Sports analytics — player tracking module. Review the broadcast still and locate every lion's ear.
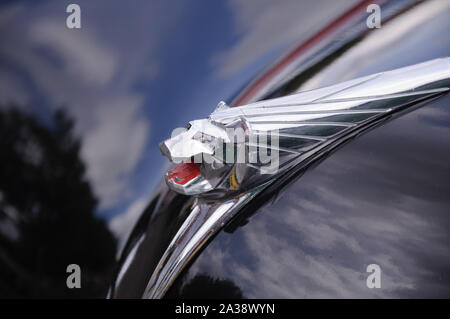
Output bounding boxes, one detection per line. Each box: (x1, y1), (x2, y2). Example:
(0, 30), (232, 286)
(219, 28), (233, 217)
(212, 101), (229, 114)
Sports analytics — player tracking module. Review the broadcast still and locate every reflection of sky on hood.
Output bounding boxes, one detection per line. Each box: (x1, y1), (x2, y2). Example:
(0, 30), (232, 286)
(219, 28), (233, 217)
(0, 0), (358, 240)
(184, 96), (450, 298)
(301, 0), (450, 90)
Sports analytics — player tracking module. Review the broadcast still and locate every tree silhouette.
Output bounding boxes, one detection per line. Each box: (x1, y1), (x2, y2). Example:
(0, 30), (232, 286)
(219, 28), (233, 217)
(0, 105), (116, 298)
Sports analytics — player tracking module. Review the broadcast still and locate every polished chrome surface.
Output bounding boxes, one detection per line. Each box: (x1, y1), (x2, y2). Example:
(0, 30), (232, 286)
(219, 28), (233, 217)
(160, 58), (450, 197)
(148, 57), (450, 299)
(142, 186), (265, 299)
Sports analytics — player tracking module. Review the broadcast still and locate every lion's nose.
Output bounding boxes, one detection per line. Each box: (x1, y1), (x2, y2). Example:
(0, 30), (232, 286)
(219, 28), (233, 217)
(159, 141), (172, 161)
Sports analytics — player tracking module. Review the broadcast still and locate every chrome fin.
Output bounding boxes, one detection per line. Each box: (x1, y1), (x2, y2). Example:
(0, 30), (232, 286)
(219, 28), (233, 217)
(160, 58), (450, 197)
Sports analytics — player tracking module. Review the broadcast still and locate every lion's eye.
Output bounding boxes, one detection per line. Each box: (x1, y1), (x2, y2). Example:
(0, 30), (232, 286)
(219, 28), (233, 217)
(193, 132), (213, 142)
(193, 131), (203, 140)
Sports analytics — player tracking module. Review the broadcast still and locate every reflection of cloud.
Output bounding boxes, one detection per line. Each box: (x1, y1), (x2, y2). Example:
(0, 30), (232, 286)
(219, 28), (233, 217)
(30, 20), (118, 86)
(0, 1), (182, 210)
(109, 197), (148, 250)
(21, 19), (149, 209)
(81, 108), (148, 209)
(301, 0), (450, 90)
(212, 0), (358, 78)
(82, 96), (149, 208)
(0, 3), (23, 27)
(24, 20), (151, 208)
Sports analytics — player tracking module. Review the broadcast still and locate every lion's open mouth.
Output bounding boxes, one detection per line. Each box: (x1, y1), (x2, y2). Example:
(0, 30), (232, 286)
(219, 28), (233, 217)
(167, 163), (201, 185)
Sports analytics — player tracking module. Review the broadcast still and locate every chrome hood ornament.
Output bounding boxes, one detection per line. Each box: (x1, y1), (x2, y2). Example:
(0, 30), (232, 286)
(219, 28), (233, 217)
(160, 58), (450, 197)
(148, 58), (450, 299)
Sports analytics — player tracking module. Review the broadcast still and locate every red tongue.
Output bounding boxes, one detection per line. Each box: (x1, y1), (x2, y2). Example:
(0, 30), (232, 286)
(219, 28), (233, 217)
(167, 163), (200, 185)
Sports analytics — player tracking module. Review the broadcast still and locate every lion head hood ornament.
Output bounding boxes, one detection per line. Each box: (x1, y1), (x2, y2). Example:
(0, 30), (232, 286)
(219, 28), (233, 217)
(160, 58), (450, 197)
(159, 101), (262, 196)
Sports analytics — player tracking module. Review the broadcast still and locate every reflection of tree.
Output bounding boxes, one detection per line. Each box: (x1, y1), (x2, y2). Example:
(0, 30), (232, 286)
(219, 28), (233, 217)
(165, 274), (243, 299)
(0, 106), (116, 298)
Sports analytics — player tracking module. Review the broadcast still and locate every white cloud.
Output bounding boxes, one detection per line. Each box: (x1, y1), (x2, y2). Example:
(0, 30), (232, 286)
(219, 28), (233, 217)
(22, 19), (151, 209)
(0, 5), (164, 210)
(30, 20), (118, 86)
(109, 196), (148, 249)
(81, 95), (149, 209)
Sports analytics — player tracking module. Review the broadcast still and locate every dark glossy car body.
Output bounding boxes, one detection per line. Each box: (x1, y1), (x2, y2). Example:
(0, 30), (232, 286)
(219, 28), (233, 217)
(1, 0), (449, 298)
